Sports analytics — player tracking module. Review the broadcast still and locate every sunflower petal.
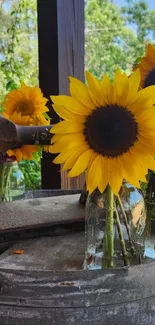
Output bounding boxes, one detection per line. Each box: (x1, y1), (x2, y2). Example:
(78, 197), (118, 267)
(140, 117), (155, 129)
(97, 157), (110, 193)
(49, 133), (86, 153)
(113, 69), (129, 106)
(136, 108), (155, 123)
(86, 71), (103, 107)
(68, 149), (93, 177)
(53, 150), (72, 164)
(139, 136), (155, 154)
(51, 120), (84, 134)
(132, 85), (155, 109)
(109, 158), (123, 195)
(8, 149), (23, 162)
(52, 104), (85, 123)
(121, 152), (146, 186)
(51, 95), (91, 116)
(139, 129), (155, 139)
(87, 155), (101, 194)
(127, 69), (141, 103)
(100, 74), (113, 104)
(62, 145), (89, 170)
(50, 134), (62, 144)
(147, 156), (155, 171)
(69, 76), (95, 110)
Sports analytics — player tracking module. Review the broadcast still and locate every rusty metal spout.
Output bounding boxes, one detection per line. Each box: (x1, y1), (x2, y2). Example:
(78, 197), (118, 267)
(0, 115), (53, 161)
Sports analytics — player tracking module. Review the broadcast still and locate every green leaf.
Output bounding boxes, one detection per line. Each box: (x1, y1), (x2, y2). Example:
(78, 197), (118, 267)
(10, 11), (16, 16)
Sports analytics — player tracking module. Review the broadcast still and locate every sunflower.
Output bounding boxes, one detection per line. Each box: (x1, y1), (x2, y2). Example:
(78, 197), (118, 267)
(2, 84), (49, 117)
(2, 111), (39, 161)
(50, 69), (155, 195)
(135, 44), (155, 88)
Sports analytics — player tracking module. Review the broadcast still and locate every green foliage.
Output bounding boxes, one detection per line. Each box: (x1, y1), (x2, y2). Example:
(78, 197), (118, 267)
(85, 0), (155, 80)
(0, 0), (40, 189)
(19, 151), (42, 190)
(0, 0), (38, 103)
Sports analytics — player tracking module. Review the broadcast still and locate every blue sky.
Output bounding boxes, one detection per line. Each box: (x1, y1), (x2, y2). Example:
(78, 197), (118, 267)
(114, 0), (155, 9)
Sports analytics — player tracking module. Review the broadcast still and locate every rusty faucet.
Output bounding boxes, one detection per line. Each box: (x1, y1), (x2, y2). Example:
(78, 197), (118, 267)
(0, 115), (52, 162)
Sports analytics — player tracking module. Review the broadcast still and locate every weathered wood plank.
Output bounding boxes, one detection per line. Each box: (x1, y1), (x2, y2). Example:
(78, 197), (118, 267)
(57, 0), (85, 190)
(0, 194), (84, 232)
(0, 232), (85, 271)
(38, 0), (85, 190)
(0, 263), (155, 324)
(0, 221), (84, 244)
(25, 189), (81, 199)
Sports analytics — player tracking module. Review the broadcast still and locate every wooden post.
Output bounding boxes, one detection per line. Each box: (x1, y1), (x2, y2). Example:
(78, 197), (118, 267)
(37, 0), (61, 189)
(37, 0), (85, 190)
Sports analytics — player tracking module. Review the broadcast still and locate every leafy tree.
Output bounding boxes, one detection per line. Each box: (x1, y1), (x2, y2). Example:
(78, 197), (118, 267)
(0, 0), (38, 103)
(121, 0), (155, 58)
(0, 0), (41, 189)
(85, 0), (155, 80)
(0, 4), (12, 104)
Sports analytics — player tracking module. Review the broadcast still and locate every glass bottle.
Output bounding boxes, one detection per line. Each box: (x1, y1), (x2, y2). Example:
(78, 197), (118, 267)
(85, 180), (146, 269)
(0, 155), (25, 202)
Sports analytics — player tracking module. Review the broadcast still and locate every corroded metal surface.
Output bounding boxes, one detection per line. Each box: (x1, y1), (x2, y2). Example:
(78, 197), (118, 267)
(0, 115), (52, 159)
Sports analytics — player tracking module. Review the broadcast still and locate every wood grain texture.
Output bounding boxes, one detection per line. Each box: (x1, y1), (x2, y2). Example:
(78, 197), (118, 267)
(0, 215), (155, 324)
(57, 0), (85, 190)
(0, 262), (155, 324)
(0, 194), (84, 232)
(0, 232), (85, 271)
(38, 0), (85, 190)
(25, 189), (82, 199)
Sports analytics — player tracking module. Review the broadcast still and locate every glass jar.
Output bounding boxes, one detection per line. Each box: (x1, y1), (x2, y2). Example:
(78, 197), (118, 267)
(145, 172), (155, 260)
(0, 155), (25, 202)
(85, 180), (146, 269)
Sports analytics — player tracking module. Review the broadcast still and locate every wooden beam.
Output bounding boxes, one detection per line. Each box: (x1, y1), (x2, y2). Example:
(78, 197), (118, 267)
(57, 0), (85, 189)
(37, 0), (85, 189)
(37, 0), (61, 189)
(0, 194), (84, 232)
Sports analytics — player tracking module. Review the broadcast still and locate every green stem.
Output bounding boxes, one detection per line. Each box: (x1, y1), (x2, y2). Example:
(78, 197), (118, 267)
(4, 165), (12, 202)
(102, 184), (114, 268)
(114, 201), (130, 267)
(0, 164), (5, 202)
(117, 194), (136, 255)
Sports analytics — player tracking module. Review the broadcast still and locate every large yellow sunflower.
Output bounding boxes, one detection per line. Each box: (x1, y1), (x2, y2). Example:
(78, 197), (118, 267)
(135, 43), (155, 88)
(2, 84), (49, 117)
(50, 69), (155, 195)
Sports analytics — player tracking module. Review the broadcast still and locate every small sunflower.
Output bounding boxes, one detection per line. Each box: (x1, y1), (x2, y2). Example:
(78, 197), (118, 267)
(135, 44), (155, 88)
(2, 84), (49, 117)
(50, 69), (155, 195)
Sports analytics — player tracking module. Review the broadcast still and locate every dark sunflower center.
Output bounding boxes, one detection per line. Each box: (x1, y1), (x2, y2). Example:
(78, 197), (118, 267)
(83, 105), (138, 158)
(144, 68), (155, 88)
